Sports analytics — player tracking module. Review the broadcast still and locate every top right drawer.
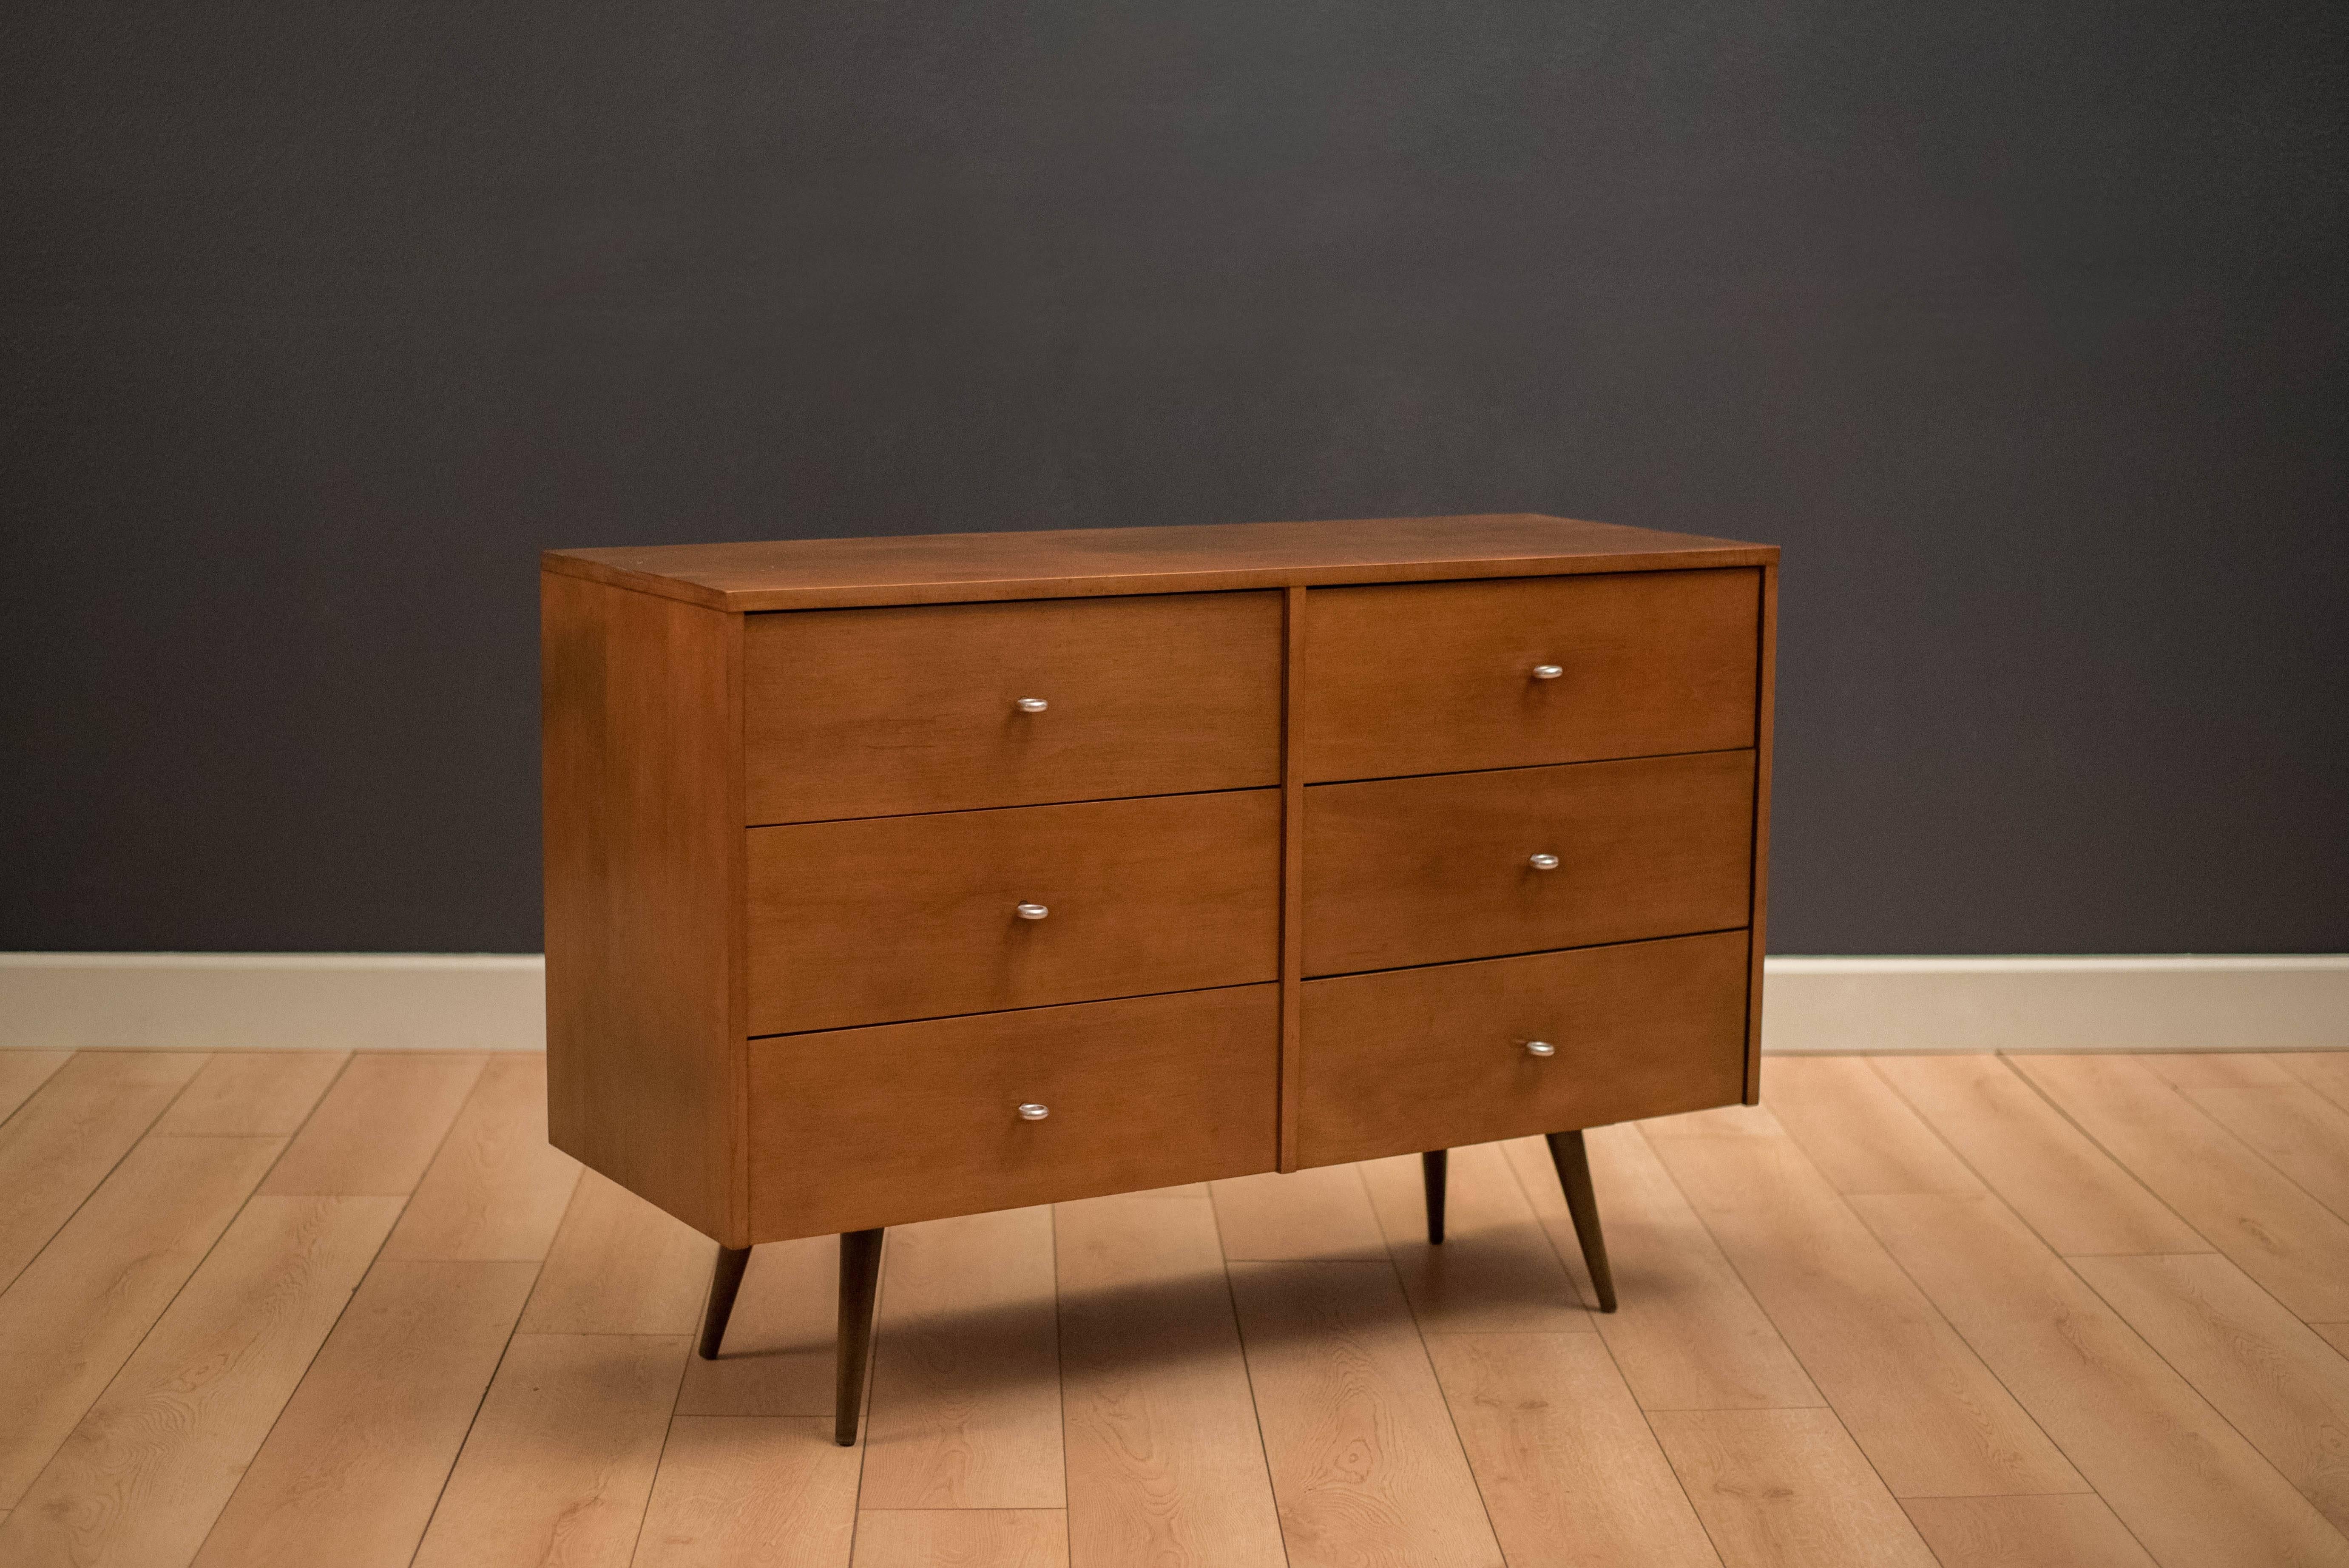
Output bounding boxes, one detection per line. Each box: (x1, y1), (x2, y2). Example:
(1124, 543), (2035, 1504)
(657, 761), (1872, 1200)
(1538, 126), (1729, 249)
(1300, 568), (1762, 782)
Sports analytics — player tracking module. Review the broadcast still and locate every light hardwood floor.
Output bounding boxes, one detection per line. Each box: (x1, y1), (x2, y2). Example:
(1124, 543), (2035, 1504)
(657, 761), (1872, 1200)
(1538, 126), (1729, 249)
(2, 1048), (2347, 1567)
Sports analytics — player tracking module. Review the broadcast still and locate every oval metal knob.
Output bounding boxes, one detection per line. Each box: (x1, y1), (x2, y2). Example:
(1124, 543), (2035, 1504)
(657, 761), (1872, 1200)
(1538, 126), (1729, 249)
(1017, 1103), (1050, 1121)
(1015, 902), (1050, 920)
(1525, 1040), (1557, 1058)
(1528, 853), (1560, 871)
(1531, 664), (1563, 680)
(1014, 697), (1049, 713)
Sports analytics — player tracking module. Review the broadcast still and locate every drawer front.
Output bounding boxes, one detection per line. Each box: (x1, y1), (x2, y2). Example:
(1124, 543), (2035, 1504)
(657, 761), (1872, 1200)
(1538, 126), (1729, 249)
(746, 591), (1283, 824)
(1304, 750), (1754, 976)
(1299, 932), (1748, 1167)
(1300, 569), (1759, 782)
(748, 789), (1281, 1034)
(749, 985), (1279, 1240)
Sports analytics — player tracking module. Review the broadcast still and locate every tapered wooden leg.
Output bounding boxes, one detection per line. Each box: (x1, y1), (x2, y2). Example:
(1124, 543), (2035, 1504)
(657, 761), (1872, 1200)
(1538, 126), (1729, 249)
(1545, 1129), (1617, 1312)
(1421, 1149), (1449, 1244)
(697, 1244), (751, 1360)
(835, 1227), (884, 1446)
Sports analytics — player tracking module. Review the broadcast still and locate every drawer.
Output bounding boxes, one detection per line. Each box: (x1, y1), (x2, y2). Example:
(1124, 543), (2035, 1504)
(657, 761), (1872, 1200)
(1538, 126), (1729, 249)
(748, 789), (1281, 1034)
(748, 985), (1279, 1239)
(1298, 932), (1749, 1167)
(746, 591), (1283, 823)
(1300, 569), (1758, 781)
(1304, 750), (1754, 975)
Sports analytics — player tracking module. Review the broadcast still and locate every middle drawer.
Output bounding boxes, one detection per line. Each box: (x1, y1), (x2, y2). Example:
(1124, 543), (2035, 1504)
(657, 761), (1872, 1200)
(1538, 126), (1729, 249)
(1305, 749), (1755, 975)
(748, 789), (1282, 1035)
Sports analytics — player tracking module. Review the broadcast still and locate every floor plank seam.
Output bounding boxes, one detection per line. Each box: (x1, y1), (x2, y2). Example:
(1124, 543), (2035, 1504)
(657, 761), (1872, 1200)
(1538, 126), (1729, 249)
(399, 1250), (555, 1567)
(1826, 1063), (2346, 1564)
(1201, 1188), (1301, 1568)
(1624, 1117), (2012, 1534)
(1374, 1177), (1522, 1568)
(1986, 1051), (2225, 1254)
(0, 1050), (213, 1296)
(186, 1184), (422, 1565)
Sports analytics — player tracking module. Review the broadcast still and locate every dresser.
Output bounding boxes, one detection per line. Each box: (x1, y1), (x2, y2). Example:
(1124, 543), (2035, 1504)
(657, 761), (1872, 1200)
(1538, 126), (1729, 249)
(541, 513), (1777, 1443)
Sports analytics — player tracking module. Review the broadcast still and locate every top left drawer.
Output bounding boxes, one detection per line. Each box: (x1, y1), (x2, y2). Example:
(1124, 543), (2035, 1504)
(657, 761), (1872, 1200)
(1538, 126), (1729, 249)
(746, 591), (1285, 824)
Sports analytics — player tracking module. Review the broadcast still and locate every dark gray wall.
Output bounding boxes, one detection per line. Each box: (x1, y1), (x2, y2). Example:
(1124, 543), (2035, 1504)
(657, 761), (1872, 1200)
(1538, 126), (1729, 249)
(4, 2), (2344, 955)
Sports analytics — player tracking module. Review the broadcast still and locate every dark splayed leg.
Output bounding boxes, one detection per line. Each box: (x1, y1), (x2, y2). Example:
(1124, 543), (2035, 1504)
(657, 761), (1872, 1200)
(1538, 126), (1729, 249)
(1421, 1149), (1449, 1244)
(1545, 1129), (1616, 1312)
(697, 1244), (752, 1360)
(835, 1227), (885, 1446)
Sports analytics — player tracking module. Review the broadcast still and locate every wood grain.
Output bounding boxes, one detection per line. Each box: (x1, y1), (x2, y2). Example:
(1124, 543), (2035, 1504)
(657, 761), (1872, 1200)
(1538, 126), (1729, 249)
(1901, 1494), (2159, 1568)
(747, 788), (1279, 1035)
(543, 568), (746, 1247)
(859, 1207), (1065, 1510)
(382, 1052), (582, 1261)
(1298, 933), (1748, 1168)
(1647, 1407), (1937, 1568)
(1055, 1190), (1287, 1568)
(1762, 1055), (1982, 1195)
(849, 1510), (1070, 1568)
(2279, 1051), (2349, 1115)
(0, 1134), (283, 1508)
(1303, 750), (1754, 975)
(748, 986), (1278, 1242)
(2070, 1252), (2349, 1532)
(1744, 562), (1776, 1103)
(0, 1050), (70, 1125)
(2141, 1054), (2349, 1223)
(1209, 1164), (1387, 1261)
(519, 1169), (719, 1335)
(0, 1049), (207, 1287)
(2013, 1053), (2349, 1316)
(744, 591), (1281, 823)
(1299, 567), (1759, 781)
(1503, 1127), (1822, 1410)
(545, 513), (1778, 613)
(1852, 1191), (2349, 1568)
(153, 1051), (346, 1136)
(1226, 1260), (1503, 1568)
(409, 1332), (689, 1568)
(1642, 1106), (2082, 1497)
(1869, 1054), (2207, 1256)
(190, 1258), (539, 1568)
(1278, 583), (1307, 1172)
(1361, 1141), (1592, 1332)
(0, 1194), (403, 1568)
(1426, 1332), (1721, 1568)
(676, 1235), (841, 1416)
(257, 1051), (485, 1195)
(633, 1416), (862, 1568)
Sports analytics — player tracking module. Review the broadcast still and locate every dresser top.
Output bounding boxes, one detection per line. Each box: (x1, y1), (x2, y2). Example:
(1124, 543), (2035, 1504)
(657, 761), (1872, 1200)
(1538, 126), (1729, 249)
(542, 512), (1775, 612)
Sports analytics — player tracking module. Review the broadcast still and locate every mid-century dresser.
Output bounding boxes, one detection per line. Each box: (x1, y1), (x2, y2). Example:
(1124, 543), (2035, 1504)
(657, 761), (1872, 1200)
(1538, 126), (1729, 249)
(541, 513), (1777, 1443)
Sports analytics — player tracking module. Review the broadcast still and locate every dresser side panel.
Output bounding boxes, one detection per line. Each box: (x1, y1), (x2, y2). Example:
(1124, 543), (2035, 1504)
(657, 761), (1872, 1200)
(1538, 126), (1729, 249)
(1745, 562), (1778, 1105)
(542, 571), (744, 1244)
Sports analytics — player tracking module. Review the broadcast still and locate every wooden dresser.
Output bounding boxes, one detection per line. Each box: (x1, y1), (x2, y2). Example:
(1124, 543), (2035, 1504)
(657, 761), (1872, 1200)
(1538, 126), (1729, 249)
(541, 513), (1777, 1441)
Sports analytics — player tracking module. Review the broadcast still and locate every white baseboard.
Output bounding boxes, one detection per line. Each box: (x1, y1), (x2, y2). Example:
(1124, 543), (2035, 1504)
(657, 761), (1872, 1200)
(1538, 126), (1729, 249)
(2, 952), (2343, 1055)
(1762, 955), (2349, 1054)
(0, 954), (545, 1053)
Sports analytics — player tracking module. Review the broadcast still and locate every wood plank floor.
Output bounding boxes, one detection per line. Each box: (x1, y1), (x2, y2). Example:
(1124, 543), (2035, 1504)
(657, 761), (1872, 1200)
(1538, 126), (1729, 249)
(1, 1049), (2346, 1567)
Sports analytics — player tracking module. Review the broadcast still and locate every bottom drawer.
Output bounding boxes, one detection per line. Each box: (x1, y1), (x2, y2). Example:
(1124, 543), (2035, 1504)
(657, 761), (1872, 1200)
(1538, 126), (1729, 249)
(749, 984), (1278, 1241)
(1297, 932), (1749, 1168)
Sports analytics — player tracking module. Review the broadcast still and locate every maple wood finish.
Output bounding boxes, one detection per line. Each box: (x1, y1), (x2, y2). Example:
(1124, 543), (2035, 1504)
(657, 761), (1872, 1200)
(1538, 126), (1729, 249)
(543, 512), (1777, 1442)
(1298, 932), (1750, 1166)
(747, 986), (1279, 1238)
(21, 1047), (2349, 1567)
(1302, 751), (1756, 976)
(1299, 568), (1761, 781)
(745, 789), (1281, 1035)
(745, 591), (1282, 823)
